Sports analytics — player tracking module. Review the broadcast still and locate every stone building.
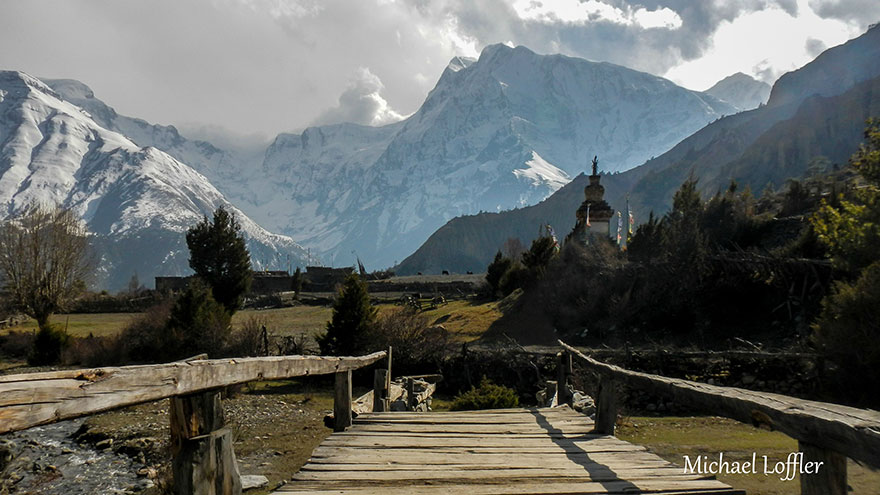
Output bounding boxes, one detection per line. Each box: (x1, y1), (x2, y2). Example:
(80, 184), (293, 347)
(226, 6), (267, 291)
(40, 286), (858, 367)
(569, 156), (615, 245)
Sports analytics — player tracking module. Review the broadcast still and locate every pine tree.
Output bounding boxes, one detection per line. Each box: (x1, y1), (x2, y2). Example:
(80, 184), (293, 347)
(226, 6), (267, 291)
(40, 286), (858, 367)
(186, 206), (252, 313)
(485, 251), (512, 296)
(319, 273), (376, 356)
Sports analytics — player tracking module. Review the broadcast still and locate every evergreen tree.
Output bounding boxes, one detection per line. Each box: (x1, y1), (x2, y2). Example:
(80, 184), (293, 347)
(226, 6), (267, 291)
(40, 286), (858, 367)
(521, 236), (557, 274)
(485, 251), (512, 296)
(186, 206), (252, 313)
(167, 280), (232, 358)
(319, 273), (376, 356)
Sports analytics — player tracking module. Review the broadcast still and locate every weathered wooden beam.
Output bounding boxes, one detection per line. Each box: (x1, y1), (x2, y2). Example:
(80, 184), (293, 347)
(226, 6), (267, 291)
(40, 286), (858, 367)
(0, 351), (386, 434)
(405, 377), (416, 411)
(556, 352), (573, 406)
(170, 390), (241, 495)
(799, 440), (846, 495)
(594, 377), (618, 435)
(559, 340), (880, 468)
(373, 369), (388, 412)
(334, 370), (353, 432)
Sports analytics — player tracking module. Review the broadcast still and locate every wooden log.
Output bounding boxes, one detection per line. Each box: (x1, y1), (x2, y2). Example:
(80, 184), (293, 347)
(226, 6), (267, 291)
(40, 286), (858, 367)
(594, 376), (618, 435)
(334, 370), (352, 432)
(170, 391), (241, 495)
(405, 377), (416, 411)
(559, 340), (880, 468)
(373, 369), (388, 413)
(0, 351), (386, 434)
(556, 352), (573, 406)
(799, 441), (846, 495)
(172, 428), (241, 495)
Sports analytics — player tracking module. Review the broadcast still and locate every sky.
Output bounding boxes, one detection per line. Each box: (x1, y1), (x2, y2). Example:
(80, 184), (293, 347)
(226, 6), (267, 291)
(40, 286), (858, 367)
(1, 0), (876, 142)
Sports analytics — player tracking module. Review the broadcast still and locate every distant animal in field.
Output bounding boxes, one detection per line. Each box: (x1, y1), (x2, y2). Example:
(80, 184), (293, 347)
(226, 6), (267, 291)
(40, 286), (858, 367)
(442, 270), (449, 275)
(417, 272), (422, 275)
(466, 271), (473, 274)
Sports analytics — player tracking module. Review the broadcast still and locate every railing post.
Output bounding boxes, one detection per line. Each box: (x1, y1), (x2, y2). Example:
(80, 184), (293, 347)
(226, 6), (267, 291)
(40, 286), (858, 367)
(557, 351), (573, 406)
(170, 390), (241, 495)
(799, 441), (846, 495)
(594, 376), (618, 435)
(406, 377), (416, 411)
(334, 369), (353, 431)
(373, 368), (388, 412)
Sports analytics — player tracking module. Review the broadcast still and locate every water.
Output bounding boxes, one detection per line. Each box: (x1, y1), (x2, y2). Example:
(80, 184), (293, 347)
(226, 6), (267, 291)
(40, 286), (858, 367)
(1, 419), (154, 494)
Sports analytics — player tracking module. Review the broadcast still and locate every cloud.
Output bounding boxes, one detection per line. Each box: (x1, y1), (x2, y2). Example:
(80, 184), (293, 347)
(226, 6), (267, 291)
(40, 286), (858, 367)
(311, 68), (405, 126)
(808, 0), (880, 26)
(0, 0), (871, 138)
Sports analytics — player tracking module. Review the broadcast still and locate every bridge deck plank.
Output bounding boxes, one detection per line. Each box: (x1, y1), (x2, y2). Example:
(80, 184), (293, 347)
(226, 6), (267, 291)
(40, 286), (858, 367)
(274, 406), (744, 494)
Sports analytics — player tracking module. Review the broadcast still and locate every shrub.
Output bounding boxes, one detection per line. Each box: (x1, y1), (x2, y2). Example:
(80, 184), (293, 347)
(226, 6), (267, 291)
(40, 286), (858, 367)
(226, 315), (268, 357)
(450, 376), (519, 411)
(811, 260), (880, 407)
(366, 307), (449, 373)
(28, 324), (71, 366)
(118, 299), (174, 363)
(167, 281), (231, 358)
(0, 330), (35, 359)
(63, 334), (124, 367)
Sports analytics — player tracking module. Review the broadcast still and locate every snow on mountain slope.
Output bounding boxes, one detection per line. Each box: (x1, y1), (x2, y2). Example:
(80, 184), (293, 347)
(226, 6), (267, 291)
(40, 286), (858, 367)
(257, 44), (736, 268)
(42, 78), (263, 203)
(0, 71), (308, 290)
(704, 72), (771, 111)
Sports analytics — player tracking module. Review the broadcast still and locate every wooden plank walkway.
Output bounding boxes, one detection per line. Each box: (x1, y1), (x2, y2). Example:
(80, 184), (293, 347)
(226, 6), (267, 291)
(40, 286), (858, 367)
(275, 406), (744, 494)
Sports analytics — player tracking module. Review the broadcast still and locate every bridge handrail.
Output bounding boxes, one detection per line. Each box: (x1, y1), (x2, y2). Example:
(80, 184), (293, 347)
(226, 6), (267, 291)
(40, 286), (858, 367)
(0, 351), (387, 435)
(558, 340), (880, 470)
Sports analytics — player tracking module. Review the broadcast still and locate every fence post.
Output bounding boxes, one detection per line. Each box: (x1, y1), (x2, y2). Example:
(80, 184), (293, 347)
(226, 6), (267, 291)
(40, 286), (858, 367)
(406, 377), (416, 411)
(334, 369), (353, 431)
(557, 351), (573, 406)
(594, 376), (618, 435)
(373, 368), (389, 412)
(799, 441), (846, 495)
(170, 390), (241, 495)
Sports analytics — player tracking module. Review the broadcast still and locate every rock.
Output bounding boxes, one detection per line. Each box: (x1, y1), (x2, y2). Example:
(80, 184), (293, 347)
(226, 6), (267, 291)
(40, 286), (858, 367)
(241, 474), (269, 490)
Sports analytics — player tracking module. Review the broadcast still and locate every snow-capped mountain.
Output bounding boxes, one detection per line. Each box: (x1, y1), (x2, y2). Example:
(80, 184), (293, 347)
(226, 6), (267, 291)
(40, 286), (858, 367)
(703, 72), (771, 111)
(251, 44), (737, 268)
(0, 71), (309, 290)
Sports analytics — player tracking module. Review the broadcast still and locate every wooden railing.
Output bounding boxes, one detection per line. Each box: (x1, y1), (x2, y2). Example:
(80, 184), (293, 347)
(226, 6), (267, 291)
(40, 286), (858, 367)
(556, 340), (880, 495)
(0, 350), (389, 495)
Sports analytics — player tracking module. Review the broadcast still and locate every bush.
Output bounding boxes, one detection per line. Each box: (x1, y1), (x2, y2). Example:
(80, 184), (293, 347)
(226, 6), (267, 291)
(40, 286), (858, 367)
(28, 324), (71, 366)
(118, 299), (174, 363)
(226, 316), (268, 357)
(811, 260), (880, 407)
(0, 330), (35, 359)
(167, 281), (231, 358)
(450, 376), (519, 411)
(366, 307), (449, 373)
(63, 334), (125, 367)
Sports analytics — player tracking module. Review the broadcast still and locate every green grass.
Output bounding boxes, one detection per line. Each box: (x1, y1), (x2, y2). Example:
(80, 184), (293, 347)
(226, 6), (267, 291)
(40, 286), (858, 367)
(617, 416), (880, 494)
(0, 313), (139, 337)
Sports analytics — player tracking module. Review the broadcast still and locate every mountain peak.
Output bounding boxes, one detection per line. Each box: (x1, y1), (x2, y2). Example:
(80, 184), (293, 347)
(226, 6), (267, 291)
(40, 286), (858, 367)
(41, 78), (96, 100)
(704, 72), (770, 111)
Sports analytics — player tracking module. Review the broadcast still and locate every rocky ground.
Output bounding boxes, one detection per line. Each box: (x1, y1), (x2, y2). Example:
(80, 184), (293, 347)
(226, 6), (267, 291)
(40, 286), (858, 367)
(0, 380), (337, 495)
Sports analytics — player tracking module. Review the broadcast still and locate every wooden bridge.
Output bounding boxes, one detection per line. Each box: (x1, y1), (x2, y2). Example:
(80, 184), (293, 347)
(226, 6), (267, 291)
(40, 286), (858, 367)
(2, 342), (880, 495)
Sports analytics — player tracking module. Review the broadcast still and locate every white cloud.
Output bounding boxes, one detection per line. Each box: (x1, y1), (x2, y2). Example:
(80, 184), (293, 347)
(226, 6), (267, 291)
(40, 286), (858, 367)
(511, 0), (682, 30)
(312, 68), (405, 127)
(663, 0), (860, 90)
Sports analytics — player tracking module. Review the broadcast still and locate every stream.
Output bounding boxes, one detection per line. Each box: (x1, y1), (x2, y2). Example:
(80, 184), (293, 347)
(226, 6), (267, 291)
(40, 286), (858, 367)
(0, 419), (154, 494)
